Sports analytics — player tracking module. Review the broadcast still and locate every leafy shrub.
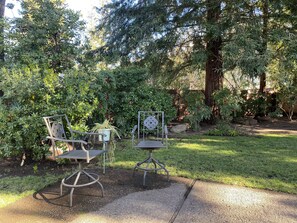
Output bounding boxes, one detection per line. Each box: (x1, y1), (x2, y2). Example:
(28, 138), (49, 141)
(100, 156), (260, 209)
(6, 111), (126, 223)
(0, 67), (51, 160)
(206, 121), (240, 136)
(111, 86), (176, 135)
(0, 66), (106, 161)
(99, 66), (176, 135)
(242, 92), (269, 117)
(277, 86), (297, 121)
(213, 88), (243, 122)
(183, 90), (211, 130)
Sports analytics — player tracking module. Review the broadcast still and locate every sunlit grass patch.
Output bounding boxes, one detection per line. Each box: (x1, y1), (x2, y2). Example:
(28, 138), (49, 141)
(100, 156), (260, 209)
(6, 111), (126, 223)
(0, 174), (66, 208)
(113, 134), (297, 194)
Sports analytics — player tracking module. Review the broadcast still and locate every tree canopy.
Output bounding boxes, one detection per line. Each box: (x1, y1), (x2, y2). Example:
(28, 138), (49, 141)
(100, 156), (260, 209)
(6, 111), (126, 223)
(6, 0), (86, 73)
(96, 0), (297, 107)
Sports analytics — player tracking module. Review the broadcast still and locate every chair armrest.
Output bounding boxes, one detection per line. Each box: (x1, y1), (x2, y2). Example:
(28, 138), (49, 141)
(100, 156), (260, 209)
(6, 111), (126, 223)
(46, 136), (90, 159)
(164, 125), (168, 135)
(131, 125), (137, 148)
(46, 136), (88, 145)
(164, 125), (168, 149)
(131, 125), (137, 134)
(72, 130), (106, 137)
(72, 130), (107, 143)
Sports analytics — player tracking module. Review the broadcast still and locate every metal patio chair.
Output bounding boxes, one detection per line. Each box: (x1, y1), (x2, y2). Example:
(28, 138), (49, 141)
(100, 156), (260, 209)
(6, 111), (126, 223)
(43, 114), (106, 207)
(131, 111), (169, 185)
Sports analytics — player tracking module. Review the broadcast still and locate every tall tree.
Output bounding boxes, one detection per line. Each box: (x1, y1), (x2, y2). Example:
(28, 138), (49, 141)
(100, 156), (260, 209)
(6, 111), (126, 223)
(96, 0), (297, 109)
(96, 0), (227, 108)
(8, 0), (85, 73)
(258, 0), (269, 93)
(205, 0), (223, 107)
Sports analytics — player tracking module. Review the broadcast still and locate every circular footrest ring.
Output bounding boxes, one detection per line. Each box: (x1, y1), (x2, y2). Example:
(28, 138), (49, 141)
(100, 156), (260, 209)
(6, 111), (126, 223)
(135, 166), (165, 172)
(62, 172), (100, 188)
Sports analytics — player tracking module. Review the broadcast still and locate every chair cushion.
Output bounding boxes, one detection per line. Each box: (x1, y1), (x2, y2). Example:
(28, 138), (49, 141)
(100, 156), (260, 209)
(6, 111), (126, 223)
(135, 140), (166, 149)
(57, 150), (106, 160)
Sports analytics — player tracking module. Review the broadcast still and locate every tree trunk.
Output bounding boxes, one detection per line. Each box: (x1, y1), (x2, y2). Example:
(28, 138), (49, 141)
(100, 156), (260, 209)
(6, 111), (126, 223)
(259, 73), (266, 93)
(205, 0), (223, 109)
(0, 0), (6, 62)
(259, 0), (269, 94)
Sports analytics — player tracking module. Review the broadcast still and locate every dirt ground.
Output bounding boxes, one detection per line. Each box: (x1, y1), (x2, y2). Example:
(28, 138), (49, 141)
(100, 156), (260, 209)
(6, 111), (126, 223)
(0, 118), (296, 222)
(235, 117), (297, 135)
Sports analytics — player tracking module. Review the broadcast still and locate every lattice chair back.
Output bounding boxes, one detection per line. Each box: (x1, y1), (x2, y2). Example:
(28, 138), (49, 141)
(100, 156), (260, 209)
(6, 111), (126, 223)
(43, 114), (74, 158)
(137, 111), (165, 142)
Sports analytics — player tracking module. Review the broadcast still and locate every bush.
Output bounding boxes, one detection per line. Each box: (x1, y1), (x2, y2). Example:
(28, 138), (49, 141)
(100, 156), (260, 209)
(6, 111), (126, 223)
(277, 86), (297, 121)
(98, 66), (176, 135)
(111, 86), (176, 135)
(0, 67), (51, 160)
(206, 121), (240, 136)
(213, 88), (243, 122)
(183, 90), (211, 130)
(242, 92), (269, 117)
(0, 66), (106, 161)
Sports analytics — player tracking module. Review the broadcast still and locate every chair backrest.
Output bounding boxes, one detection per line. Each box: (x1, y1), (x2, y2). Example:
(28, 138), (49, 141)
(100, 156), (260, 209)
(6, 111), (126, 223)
(43, 114), (74, 158)
(43, 114), (73, 139)
(137, 111), (165, 142)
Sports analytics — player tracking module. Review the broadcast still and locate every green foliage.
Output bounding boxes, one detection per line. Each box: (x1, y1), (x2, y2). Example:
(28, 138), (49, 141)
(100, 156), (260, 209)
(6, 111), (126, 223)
(103, 66), (176, 135)
(112, 85), (176, 135)
(269, 37), (297, 121)
(206, 121), (240, 137)
(59, 69), (106, 124)
(91, 120), (121, 139)
(91, 120), (121, 162)
(183, 90), (211, 130)
(242, 92), (269, 117)
(0, 65), (107, 161)
(277, 87), (297, 121)
(213, 88), (243, 122)
(0, 67), (52, 160)
(7, 0), (86, 73)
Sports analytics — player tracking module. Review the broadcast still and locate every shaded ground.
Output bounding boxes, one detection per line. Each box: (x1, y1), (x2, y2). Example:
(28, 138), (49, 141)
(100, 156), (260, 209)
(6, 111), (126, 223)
(236, 118), (297, 135)
(191, 118), (297, 136)
(0, 168), (191, 223)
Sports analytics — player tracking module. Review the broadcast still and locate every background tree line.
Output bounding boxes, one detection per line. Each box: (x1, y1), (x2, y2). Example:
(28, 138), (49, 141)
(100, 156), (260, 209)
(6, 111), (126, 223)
(0, 0), (296, 162)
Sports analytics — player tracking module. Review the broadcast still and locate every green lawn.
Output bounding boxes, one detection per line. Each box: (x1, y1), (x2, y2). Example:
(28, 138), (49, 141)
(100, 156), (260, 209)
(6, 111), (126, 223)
(111, 134), (297, 194)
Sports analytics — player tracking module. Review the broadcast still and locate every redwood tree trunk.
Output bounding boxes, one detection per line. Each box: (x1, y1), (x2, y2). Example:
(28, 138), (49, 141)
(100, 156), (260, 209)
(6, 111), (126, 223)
(205, 0), (223, 108)
(259, 0), (269, 94)
(259, 73), (266, 93)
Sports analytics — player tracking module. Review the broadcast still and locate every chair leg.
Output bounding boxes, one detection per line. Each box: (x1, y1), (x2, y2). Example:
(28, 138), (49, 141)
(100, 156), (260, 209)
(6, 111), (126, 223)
(83, 170), (104, 197)
(154, 158), (170, 181)
(103, 152), (106, 174)
(133, 149), (170, 185)
(60, 170), (79, 196)
(60, 162), (105, 207)
(151, 159), (158, 174)
(69, 171), (81, 207)
(143, 161), (151, 186)
(133, 156), (150, 176)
